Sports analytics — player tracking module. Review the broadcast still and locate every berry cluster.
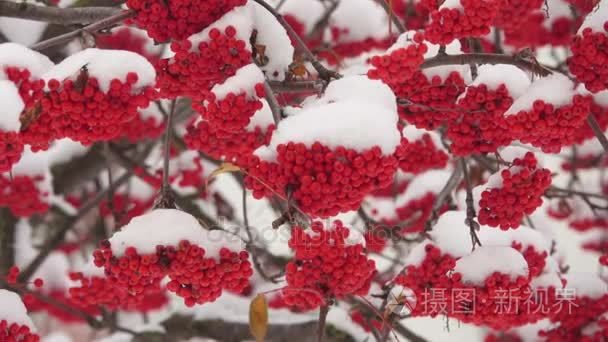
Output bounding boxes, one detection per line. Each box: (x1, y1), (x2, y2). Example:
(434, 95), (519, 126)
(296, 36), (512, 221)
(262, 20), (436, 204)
(494, 0), (544, 35)
(185, 120), (274, 163)
(448, 84), (515, 155)
(193, 86), (265, 137)
(0, 320), (39, 342)
(477, 152), (552, 229)
(40, 73), (157, 145)
(4, 66), (46, 112)
(156, 26), (251, 100)
(92, 239), (252, 307)
(282, 221), (376, 310)
(569, 24), (608, 93)
(244, 143), (398, 218)
(540, 291), (608, 340)
(118, 110), (165, 143)
(394, 135), (448, 174)
(0, 174), (49, 217)
(505, 95), (592, 153)
(0, 131), (23, 173)
(24, 290), (97, 323)
(125, 0), (247, 42)
(69, 271), (168, 312)
(395, 192), (443, 233)
(423, 0), (500, 45)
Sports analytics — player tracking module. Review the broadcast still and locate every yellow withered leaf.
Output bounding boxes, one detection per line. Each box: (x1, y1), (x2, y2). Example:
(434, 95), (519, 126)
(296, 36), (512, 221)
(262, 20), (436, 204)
(249, 294), (268, 342)
(207, 163), (241, 186)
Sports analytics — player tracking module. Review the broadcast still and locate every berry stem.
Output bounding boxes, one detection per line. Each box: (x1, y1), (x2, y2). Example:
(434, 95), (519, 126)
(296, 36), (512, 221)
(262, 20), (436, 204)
(587, 114), (608, 153)
(155, 99), (177, 209)
(0, 0), (122, 25)
(376, 0), (406, 35)
(31, 10), (136, 51)
(460, 158), (482, 251)
(424, 163), (463, 232)
(263, 81), (282, 124)
(317, 304), (329, 342)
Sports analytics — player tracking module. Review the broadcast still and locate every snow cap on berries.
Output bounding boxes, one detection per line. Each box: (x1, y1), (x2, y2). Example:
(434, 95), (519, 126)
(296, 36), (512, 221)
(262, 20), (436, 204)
(42, 49), (156, 93)
(107, 209), (242, 257)
(505, 74), (576, 116)
(0, 289), (36, 330)
(0, 80), (24, 131)
(0, 43), (53, 80)
(210, 64), (265, 100)
(453, 246), (529, 285)
(254, 75), (400, 161)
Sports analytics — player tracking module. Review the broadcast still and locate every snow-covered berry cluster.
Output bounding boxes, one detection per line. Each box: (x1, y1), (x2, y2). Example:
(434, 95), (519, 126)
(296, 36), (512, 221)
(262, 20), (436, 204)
(568, 9), (608, 93)
(395, 127), (448, 173)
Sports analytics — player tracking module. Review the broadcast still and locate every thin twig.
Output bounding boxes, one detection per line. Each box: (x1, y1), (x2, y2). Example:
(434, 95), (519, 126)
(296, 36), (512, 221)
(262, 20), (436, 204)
(422, 53), (553, 77)
(31, 10), (135, 51)
(317, 305), (330, 342)
(264, 80), (283, 124)
(376, 0), (406, 34)
(424, 164), (463, 232)
(587, 114), (608, 153)
(155, 99), (177, 209)
(307, 0), (340, 41)
(460, 158), (482, 251)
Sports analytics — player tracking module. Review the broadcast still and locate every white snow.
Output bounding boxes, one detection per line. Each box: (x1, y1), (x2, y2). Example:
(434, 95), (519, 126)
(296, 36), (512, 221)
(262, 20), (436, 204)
(562, 273), (608, 299)
(0, 43), (54, 79)
(395, 169), (453, 208)
(543, 0), (573, 29)
(579, 0), (608, 33)
(465, 65), (531, 99)
(254, 76), (400, 160)
(211, 64), (265, 100)
(440, 0), (464, 10)
(0, 80), (24, 131)
(45, 139), (88, 166)
(279, 0), (325, 33)
(108, 209), (245, 257)
(402, 125), (446, 151)
(404, 240), (434, 267)
(387, 31), (421, 54)
(42, 48), (156, 93)
(316, 75), (397, 111)
(506, 74), (575, 116)
(246, 99), (274, 130)
(453, 246), (529, 285)
(42, 332), (73, 342)
(327, 0), (390, 43)
(251, 2), (294, 81)
(423, 39), (471, 82)
(9, 147), (50, 177)
(0, 289), (36, 328)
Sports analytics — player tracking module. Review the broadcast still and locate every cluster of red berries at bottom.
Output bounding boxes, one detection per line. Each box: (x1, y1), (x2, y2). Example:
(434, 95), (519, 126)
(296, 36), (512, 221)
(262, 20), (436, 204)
(477, 152), (552, 230)
(505, 95), (592, 153)
(540, 292), (608, 341)
(39, 74), (157, 145)
(118, 111), (165, 143)
(125, 0), (247, 42)
(447, 83), (516, 156)
(282, 221), (376, 310)
(244, 142), (399, 218)
(156, 26), (251, 100)
(0, 320), (39, 342)
(394, 244), (555, 330)
(0, 174), (49, 217)
(394, 135), (448, 174)
(193, 86), (265, 137)
(423, 0), (501, 45)
(93, 239), (252, 307)
(568, 24), (608, 93)
(69, 271), (168, 312)
(185, 119), (274, 163)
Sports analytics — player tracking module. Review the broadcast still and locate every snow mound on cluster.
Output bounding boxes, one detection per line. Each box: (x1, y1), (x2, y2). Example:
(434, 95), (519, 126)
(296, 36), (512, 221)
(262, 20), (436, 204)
(188, 4), (254, 48)
(328, 0), (389, 43)
(465, 65), (531, 99)
(42, 48), (156, 92)
(211, 64), (264, 100)
(108, 209), (244, 257)
(402, 125), (446, 151)
(247, 99), (274, 130)
(454, 246), (529, 285)
(251, 2), (294, 81)
(0, 289), (36, 329)
(0, 80), (24, 131)
(0, 43), (54, 79)
(255, 76), (400, 160)
(506, 74), (576, 116)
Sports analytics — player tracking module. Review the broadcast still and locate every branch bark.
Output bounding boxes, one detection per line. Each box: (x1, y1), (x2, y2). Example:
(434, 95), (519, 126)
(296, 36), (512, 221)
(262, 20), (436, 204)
(31, 9), (135, 51)
(422, 53), (553, 77)
(587, 114), (608, 153)
(0, 1), (122, 25)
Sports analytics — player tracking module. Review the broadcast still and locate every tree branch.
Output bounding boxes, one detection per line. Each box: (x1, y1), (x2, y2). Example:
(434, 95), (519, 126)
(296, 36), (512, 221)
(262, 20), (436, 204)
(31, 9), (135, 51)
(587, 114), (608, 153)
(0, 1), (122, 25)
(422, 53), (553, 77)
